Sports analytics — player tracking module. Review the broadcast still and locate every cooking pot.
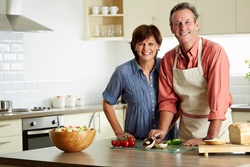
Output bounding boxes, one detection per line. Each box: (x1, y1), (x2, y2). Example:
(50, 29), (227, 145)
(0, 100), (12, 111)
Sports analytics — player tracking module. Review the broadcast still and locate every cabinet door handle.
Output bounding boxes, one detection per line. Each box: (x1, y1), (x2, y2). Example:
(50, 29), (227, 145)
(0, 141), (11, 145)
(152, 15), (156, 24)
(88, 112), (96, 128)
(93, 112), (101, 133)
(0, 124), (11, 128)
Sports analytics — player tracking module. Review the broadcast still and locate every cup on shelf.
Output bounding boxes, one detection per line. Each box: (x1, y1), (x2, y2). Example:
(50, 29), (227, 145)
(94, 25), (101, 37)
(115, 24), (122, 37)
(101, 6), (110, 15)
(92, 6), (101, 15)
(110, 6), (119, 15)
(107, 25), (115, 37)
(101, 25), (107, 37)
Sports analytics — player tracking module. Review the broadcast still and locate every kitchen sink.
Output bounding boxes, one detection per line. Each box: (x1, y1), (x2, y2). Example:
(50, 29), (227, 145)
(11, 108), (32, 112)
(0, 108), (32, 116)
(0, 112), (18, 116)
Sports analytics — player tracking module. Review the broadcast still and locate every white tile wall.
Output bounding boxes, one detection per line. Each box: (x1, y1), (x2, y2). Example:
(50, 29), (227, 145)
(0, 32), (108, 108)
(230, 76), (250, 104)
(0, 32), (249, 109)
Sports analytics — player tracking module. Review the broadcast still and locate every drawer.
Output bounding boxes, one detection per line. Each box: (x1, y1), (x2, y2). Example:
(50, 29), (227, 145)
(0, 135), (22, 154)
(232, 112), (250, 123)
(0, 119), (22, 137)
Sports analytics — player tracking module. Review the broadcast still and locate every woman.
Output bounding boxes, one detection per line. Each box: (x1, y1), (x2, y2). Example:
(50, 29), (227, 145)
(102, 24), (177, 140)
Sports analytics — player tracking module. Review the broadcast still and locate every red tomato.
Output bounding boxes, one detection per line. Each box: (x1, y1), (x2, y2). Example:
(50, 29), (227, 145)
(116, 140), (121, 147)
(111, 140), (117, 147)
(121, 140), (129, 147)
(128, 136), (135, 142)
(129, 140), (136, 147)
(111, 140), (121, 147)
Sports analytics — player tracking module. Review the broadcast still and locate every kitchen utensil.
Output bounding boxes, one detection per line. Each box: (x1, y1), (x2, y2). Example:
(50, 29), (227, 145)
(76, 98), (84, 106)
(142, 136), (156, 149)
(52, 96), (65, 108)
(0, 100), (12, 111)
(65, 95), (75, 107)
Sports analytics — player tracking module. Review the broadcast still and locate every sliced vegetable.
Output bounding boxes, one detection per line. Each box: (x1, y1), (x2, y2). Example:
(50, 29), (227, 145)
(167, 138), (182, 145)
(54, 125), (88, 132)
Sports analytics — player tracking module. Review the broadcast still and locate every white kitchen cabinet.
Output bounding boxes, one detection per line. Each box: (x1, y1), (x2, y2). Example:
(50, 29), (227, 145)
(236, 0), (250, 33)
(93, 110), (124, 140)
(83, 0), (124, 40)
(195, 0), (236, 35)
(83, 0), (250, 40)
(0, 119), (22, 154)
(232, 111), (250, 123)
(64, 109), (124, 140)
(123, 0), (158, 39)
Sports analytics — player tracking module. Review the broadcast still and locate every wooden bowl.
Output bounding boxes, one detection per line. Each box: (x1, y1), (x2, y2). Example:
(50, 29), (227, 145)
(49, 128), (96, 152)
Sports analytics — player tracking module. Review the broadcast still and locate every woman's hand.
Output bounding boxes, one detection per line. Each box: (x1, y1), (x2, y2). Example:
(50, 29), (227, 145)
(116, 132), (135, 140)
(182, 138), (203, 146)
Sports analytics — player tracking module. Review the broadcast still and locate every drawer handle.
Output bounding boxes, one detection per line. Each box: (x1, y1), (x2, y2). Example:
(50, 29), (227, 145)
(0, 141), (11, 145)
(0, 124), (11, 128)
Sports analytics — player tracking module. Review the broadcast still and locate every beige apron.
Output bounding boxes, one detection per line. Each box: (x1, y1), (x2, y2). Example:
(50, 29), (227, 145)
(173, 38), (232, 142)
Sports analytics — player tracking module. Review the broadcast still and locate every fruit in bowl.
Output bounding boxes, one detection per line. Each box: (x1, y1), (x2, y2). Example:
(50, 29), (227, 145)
(49, 126), (96, 152)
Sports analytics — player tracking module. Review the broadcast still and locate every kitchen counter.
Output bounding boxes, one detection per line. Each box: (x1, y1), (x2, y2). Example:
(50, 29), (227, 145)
(0, 104), (126, 121)
(0, 139), (249, 167)
(230, 104), (250, 112)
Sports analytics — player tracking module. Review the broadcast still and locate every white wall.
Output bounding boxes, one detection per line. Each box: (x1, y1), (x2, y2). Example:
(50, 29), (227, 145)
(0, 0), (249, 108)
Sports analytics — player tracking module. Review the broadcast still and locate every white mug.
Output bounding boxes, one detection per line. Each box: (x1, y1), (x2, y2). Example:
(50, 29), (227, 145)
(101, 6), (110, 15)
(92, 6), (101, 15)
(110, 6), (119, 15)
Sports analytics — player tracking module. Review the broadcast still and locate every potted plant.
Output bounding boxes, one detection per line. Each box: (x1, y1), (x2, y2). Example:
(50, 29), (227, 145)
(244, 57), (250, 80)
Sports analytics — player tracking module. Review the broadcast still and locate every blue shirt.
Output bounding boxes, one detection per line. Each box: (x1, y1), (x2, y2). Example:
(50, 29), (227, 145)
(103, 58), (161, 139)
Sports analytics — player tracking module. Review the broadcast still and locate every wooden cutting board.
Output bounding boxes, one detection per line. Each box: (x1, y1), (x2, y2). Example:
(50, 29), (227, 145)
(198, 143), (250, 156)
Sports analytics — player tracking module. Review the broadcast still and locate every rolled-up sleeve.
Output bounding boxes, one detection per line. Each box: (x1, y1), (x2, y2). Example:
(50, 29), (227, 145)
(102, 68), (122, 105)
(203, 41), (233, 120)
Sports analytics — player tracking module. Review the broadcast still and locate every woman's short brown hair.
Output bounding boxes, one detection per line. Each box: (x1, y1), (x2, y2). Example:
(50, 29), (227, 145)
(130, 24), (162, 60)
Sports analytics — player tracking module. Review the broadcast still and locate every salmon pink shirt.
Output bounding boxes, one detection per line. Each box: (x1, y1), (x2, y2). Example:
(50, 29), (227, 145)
(158, 37), (233, 120)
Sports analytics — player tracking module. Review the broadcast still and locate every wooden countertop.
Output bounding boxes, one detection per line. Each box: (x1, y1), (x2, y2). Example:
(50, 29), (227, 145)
(0, 104), (126, 121)
(0, 139), (249, 167)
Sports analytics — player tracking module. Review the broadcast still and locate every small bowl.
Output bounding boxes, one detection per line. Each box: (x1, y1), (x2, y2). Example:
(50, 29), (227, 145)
(49, 128), (96, 152)
(204, 139), (227, 145)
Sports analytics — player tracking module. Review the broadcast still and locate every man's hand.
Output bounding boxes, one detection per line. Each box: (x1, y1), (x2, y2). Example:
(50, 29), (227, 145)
(149, 129), (167, 143)
(182, 138), (203, 146)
